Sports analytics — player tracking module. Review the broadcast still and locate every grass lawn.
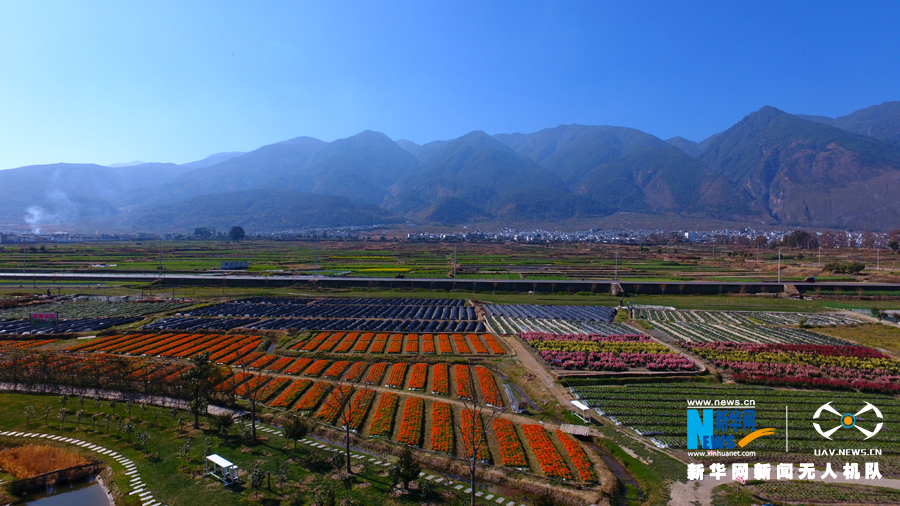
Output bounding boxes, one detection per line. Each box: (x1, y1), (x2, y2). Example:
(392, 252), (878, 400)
(811, 323), (900, 357)
(0, 393), (496, 506)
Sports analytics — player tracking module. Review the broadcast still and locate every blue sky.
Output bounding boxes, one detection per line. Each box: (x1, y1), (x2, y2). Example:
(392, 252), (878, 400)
(1, 1), (898, 169)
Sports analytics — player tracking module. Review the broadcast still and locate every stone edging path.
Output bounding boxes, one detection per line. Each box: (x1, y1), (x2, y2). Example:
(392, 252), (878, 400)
(0, 430), (167, 506)
(256, 422), (531, 506)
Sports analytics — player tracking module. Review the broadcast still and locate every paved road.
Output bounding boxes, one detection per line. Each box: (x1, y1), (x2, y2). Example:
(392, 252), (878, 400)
(4, 271), (900, 293)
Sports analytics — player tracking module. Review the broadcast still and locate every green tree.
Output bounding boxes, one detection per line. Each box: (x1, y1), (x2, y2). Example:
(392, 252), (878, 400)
(215, 412), (235, 440)
(394, 446), (421, 491)
(229, 226), (246, 242)
(283, 415), (308, 459)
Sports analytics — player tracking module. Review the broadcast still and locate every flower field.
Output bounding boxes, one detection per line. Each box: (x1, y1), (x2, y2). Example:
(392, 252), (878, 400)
(369, 393), (399, 437)
(322, 360), (350, 379)
(343, 361), (369, 382)
(520, 332), (696, 372)
(688, 342), (900, 393)
(522, 424), (573, 480)
(269, 379), (312, 408)
(460, 410), (491, 462)
(395, 397), (424, 446)
(303, 359), (331, 377)
(294, 382), (331, 411)
(475, 366), (503, 407)
(432, 363), (449, 395)
(407, 363), (427, 390)
(385, 362), (408, 388)
(364, 362), (388, 384)
(555, 430), (596, 482)
(492, 418), (527, 467)
(0, 339), (57, 352)
(344, 389), (376, 431)
(317, 385), (354, 424)
(454, 364), (474, 400)
(429, 401), (454, 454)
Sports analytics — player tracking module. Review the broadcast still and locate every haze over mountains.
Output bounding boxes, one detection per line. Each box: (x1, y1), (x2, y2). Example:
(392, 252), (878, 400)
(5, 101), (900, 233)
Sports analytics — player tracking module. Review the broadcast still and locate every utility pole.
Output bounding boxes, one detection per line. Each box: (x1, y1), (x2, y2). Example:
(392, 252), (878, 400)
(22, 246), (26, 274)
(453, 245), (457, 279)
(778, 249), (781, 283)
(158, 237), (163, 278)
(877, 249), (880, 271)
(313, 232), (319, 279)
(818, 245), (821, 267)
(615, 250), (618, 281)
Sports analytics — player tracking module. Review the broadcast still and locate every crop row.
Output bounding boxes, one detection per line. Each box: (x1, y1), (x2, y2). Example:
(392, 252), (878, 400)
(290, 332), (505, 355)
(482, 304), (616, 322)
(520, 333), (696, 372)
(485, 316), (639, 336)
(0, 300), (192, 321)
(633, 309), (867, 326)
(0, 317), (143, 335)
(183, 301), (476, 321)
(648, 322), (851, 346)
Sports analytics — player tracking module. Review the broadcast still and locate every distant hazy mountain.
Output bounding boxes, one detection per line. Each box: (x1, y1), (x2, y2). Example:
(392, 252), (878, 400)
(701, 106), (900, 228)
(386, 131), (603, 222)
(665, 136), (701, 158)
(132, 189), (400, 231)
(107, 160), (146, 167)
(797, 101), (900, 146)
(180, 152), (245, 170)
(276, 131), (418, 204)
(495, 124), (668, 184)
(6, 99), (900, 232)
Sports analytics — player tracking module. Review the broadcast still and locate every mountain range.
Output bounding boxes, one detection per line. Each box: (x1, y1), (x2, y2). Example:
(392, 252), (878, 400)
(4, 101), (900, 233)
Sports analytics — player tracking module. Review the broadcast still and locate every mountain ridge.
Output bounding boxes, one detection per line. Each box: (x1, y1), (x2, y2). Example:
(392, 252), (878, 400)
(6, 100), (900, 232)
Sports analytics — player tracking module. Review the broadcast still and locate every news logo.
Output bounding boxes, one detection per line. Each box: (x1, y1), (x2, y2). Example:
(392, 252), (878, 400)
(687, 402), (775, 450)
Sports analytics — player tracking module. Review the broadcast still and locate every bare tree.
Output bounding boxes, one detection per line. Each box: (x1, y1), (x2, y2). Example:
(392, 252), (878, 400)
(326, 377), (374, 474)
(452, 365), (505, 506)
(237, 363), (273, 441)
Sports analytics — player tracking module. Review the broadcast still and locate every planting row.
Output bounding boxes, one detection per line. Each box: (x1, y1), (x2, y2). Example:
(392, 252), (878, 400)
(68, 332), (266, 366)
(290, 331), (506, 355)
(485, 316), (638, 336)
(688, 342), (900, 394)
(147, 317), (486, 334)
(262, 378), (595, 482)
(183, 301), (476, 320)
(0, 317), (143, 335)
(0, 338), (59, 352)
(235, 297), (467, 307)
(634, 309), (867, 326)
(520, 333), (696, 372)
(482, 304), (616, 322)
(648, 322), (851, 346)
(0, 300), (193, 321)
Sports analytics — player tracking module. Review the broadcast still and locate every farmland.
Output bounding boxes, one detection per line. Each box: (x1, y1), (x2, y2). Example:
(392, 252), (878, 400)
(1, 287), (900, 505)
(5, 239), (900, 287)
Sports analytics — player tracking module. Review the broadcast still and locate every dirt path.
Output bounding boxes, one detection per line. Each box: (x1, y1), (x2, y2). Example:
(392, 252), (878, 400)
(493, 333), (576, 416)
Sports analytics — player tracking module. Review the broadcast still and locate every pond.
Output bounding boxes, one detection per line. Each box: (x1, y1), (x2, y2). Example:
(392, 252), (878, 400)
(24, 477), (110, 506)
